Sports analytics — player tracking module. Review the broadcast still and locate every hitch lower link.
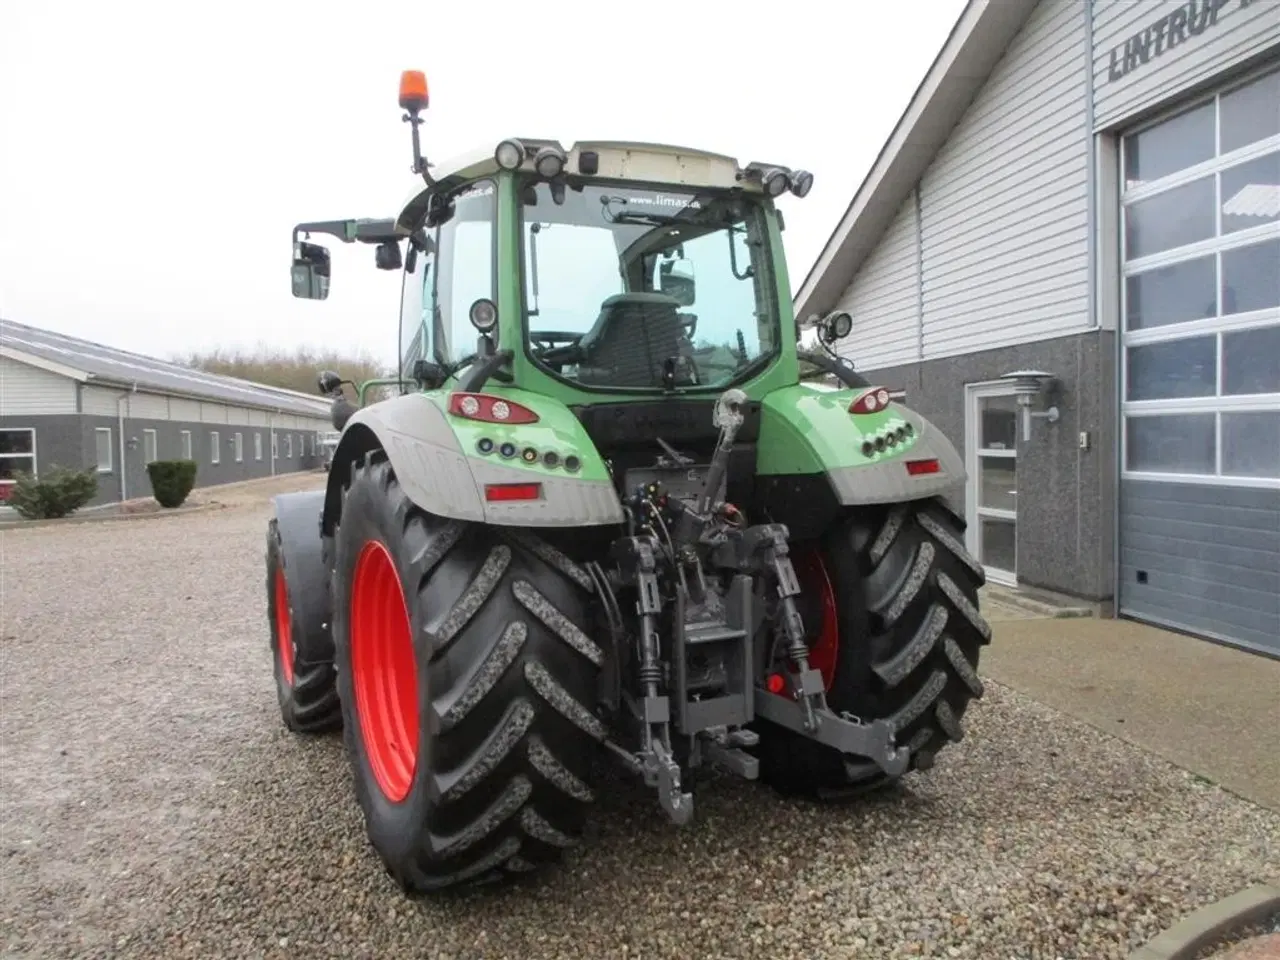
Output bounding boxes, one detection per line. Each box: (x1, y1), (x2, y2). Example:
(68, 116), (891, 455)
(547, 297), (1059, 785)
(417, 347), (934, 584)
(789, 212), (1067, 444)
(748, 525), (910, 779)
(609, 534), (695, 826)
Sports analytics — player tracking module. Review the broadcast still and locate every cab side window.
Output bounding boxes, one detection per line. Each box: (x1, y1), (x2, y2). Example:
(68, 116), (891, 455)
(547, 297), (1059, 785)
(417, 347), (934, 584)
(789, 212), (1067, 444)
(398, 237), (436, 382)
(434, 181), (496, 365)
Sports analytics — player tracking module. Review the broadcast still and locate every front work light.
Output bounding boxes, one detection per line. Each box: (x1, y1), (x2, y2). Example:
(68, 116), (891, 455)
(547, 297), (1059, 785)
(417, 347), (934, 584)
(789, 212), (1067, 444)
(762, 167), (789, 197)
(495, 139), (526, 170)
(789, 169), (814, 197)
(534, 145), (567, 179)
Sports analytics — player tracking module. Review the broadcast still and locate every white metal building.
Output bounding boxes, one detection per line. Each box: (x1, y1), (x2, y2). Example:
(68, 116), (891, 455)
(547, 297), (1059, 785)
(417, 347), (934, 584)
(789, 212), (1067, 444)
(796, 0), (1279, 657)
(1, 318), (334, 507)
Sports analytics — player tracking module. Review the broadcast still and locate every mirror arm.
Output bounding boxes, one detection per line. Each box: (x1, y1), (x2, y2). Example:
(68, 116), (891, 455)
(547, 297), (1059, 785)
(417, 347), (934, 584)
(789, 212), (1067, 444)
(458, 349), (514, 393)
(795, 349), (870, 390)
(292, 218), (401, 246)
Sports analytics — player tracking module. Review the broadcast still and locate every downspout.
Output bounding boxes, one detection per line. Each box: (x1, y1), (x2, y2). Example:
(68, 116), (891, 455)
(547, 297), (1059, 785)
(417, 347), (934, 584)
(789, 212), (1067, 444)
(115, 381), (137, 502)
(1085, 0), (1097, 333)
(1082, 0), (1118, 613)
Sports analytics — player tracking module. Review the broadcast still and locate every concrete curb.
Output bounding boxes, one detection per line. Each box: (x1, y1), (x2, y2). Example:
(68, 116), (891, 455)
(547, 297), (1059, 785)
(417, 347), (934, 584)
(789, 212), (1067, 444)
(1127, 884), (1280, 960)
(982, 583), (1097, 619)
(0, 500), (224, 530)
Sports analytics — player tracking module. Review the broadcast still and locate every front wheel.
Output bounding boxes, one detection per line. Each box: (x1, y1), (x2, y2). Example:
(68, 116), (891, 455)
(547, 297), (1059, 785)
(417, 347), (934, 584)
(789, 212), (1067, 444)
(756, 497), (992, 797)
(330, 453), (605, 892)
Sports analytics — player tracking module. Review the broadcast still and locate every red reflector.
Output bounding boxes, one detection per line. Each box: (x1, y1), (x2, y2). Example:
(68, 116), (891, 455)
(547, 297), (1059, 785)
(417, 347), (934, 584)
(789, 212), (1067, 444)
(484, 482), (542, 502)
(848, 386), (892, 415)
(906, 459), (941, 476)
(448, 392), (539, 424)
(766, 673), (786, 695)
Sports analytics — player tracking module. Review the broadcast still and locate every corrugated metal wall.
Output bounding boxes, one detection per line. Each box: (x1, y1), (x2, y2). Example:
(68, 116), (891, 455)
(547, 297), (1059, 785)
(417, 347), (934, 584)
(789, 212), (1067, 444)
(831, 195), (920, 370)
(834, 0), (1090, 372)
(1093, 0), (1280, 128)
(921, 0), (1089, 359)
(0, 357), (76, 415)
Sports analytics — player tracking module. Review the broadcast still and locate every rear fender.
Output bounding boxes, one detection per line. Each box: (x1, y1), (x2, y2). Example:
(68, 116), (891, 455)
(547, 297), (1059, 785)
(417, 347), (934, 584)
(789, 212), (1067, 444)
(756, 384), (965, 506)
(321, 391), (625, 534)
(271, 489), (334, 662)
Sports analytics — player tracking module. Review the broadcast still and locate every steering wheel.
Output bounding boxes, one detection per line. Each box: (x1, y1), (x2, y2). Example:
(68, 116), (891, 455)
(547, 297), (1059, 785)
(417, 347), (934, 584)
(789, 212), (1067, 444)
(530, 330), (582, 353)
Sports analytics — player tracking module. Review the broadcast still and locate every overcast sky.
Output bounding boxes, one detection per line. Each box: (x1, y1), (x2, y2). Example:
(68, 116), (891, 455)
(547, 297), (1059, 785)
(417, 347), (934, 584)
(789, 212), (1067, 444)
(0, 0), (967, 368)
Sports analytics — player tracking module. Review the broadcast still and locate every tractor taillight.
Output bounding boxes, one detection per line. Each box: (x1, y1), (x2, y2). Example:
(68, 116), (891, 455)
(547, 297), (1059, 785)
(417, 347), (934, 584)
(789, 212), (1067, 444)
(848, 387), (892, 415)
(448, 392), (539, 424)
(906, 459), (940, 476)
(484, 482), (543, 502)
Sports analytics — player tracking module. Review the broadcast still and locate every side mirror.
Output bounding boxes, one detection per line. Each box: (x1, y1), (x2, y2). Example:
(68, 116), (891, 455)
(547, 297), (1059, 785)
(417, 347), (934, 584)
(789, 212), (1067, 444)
(292, 241), (331, 300)
(659, 257), (696, 306)
(816, 310), (853, 345)
(316, 369), (344, 396)
(375, 240), (403, 271)
(330, 396), (358, 432)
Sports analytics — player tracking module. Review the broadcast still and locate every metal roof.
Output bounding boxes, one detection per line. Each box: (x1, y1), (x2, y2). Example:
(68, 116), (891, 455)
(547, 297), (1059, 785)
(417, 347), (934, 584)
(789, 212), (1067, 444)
(0, 317), (333, 419)
(793, 0), (1040, 325)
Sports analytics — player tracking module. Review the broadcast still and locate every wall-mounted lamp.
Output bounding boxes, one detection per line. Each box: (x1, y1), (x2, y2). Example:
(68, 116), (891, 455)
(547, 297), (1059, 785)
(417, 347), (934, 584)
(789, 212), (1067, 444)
(1001, 369), (1059, 442)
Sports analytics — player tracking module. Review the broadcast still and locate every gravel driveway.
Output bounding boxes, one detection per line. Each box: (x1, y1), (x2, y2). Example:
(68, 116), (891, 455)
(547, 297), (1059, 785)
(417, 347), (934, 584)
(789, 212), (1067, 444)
(2, 474), (1277, 960)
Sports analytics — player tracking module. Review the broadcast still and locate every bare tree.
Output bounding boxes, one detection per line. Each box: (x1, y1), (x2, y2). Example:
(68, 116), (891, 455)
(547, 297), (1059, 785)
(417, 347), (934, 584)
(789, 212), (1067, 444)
(180, 343), (398, 400)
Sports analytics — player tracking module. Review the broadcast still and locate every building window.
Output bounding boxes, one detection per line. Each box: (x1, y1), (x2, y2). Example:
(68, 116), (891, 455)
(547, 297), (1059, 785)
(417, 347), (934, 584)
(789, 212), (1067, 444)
(95, 427), (113, 472)
(143, 429), (158, 464)
(211, 431), (221, 465)
(234, 432), (244, 462)
(0, 428), (37, 499)
(1120, 66), (1280, 486)
(285, 435), (292, 458)
(180, 430), (193, 460)
(271, 432), (278, 459)
(254, 432), (263, 460)
(310, 433), (316, 456)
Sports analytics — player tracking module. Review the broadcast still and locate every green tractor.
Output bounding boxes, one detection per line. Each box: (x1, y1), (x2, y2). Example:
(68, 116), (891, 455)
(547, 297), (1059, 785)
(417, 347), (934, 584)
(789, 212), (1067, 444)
(266, 69), (991, 893)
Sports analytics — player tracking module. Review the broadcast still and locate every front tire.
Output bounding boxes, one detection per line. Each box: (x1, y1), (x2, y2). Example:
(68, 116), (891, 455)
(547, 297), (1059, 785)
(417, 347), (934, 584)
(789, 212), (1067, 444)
(266, 520), (342, 734)
(331, 453), (604, 892)
(757, 497), (992, 797)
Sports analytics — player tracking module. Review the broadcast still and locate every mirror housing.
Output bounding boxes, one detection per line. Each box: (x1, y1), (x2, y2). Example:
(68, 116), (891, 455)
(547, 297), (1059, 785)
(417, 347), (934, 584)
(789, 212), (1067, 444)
(292, 241), (332, 300)
(659, 257), (696, 306)
(316, 369), (344, 396)
(375, 240), (403, 271)
(329, 396), (358, 432)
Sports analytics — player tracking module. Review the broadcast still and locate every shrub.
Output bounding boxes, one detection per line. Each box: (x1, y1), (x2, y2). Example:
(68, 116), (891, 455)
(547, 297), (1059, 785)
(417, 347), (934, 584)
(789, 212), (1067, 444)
(7, 464), (99, 520)
(147, 459), (198, 508)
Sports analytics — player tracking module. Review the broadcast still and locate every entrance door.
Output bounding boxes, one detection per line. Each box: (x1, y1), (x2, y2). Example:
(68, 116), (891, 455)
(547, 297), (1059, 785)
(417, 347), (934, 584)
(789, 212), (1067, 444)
(965, 382), (1020, 585)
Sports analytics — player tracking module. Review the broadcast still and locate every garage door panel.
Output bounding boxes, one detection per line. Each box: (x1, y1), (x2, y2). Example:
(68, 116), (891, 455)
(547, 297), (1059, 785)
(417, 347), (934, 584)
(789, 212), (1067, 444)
(1120, 564), (1278, 625)
(1121, 531), (1280, 584)
(1122, 513), (1280, 555)
(1119, 479), (1279, 655)
(1119, 583), (1280, 657)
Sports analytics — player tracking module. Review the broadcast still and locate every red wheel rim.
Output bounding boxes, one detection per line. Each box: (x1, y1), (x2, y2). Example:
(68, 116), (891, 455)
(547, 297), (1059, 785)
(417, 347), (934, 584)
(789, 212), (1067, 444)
(792, 549), (840, 691)
(274, 568), (295, 686)
(349, 540), (419, 803)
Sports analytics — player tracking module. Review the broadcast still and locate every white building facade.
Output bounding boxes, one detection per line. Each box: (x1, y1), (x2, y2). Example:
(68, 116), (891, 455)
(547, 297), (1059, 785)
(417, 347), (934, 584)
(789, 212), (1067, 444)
(796, 0), (1279, 657)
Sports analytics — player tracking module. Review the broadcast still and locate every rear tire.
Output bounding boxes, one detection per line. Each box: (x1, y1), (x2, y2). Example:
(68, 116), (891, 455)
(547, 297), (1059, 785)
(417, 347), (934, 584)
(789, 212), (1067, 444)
(331, 453), (604, 892)
(757, 497), (991, 797)
(266, 520), (342, 734)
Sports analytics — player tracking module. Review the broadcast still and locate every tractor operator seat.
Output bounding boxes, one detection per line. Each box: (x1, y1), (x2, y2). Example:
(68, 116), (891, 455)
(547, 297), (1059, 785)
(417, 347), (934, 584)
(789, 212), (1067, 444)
(575, 293), (693, 388)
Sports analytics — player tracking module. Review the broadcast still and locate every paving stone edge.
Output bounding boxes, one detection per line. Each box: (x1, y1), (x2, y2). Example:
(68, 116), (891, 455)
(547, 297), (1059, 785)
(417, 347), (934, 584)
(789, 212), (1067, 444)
(1127, 883), (1280, 960)
(0, 500), (224, 530)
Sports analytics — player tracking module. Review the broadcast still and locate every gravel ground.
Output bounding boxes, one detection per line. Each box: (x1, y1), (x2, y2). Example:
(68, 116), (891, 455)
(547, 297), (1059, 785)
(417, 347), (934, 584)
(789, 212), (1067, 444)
(2, 474), (1278, 960)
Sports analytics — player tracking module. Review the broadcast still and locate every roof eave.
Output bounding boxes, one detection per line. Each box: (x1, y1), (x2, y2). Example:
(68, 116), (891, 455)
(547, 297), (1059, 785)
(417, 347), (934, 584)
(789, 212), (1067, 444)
(84, 374), (330, 418)
(793, 0), (1041, 325)
(0, 344), (90, 382)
